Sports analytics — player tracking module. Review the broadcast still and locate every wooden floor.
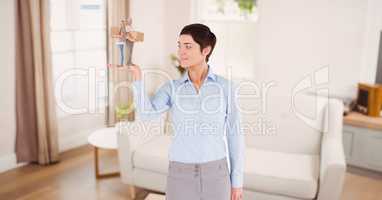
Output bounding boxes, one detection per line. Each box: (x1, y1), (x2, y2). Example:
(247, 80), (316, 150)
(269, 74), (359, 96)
(0, 145), (381, 200)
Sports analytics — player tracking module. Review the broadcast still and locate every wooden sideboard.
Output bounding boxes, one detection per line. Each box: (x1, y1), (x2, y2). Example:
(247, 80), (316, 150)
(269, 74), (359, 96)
(343, 112), (382, 172)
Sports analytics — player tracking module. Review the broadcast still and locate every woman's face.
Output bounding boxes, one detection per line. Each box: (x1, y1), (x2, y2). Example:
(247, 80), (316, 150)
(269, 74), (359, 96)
(177, 34), (210, 68)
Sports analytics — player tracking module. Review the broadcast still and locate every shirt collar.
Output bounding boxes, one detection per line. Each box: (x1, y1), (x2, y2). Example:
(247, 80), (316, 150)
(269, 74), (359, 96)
(180, 65), (217, 83)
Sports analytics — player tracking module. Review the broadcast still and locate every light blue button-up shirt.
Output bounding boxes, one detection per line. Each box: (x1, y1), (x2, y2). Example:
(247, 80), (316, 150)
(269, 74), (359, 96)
(132, 66), (244, 188)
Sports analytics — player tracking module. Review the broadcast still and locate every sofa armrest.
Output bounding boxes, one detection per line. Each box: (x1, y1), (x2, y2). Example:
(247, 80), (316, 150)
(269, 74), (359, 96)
(117, 116), (166, 185)
(317, 99), (346, 200)
(318, 138), (346, 200)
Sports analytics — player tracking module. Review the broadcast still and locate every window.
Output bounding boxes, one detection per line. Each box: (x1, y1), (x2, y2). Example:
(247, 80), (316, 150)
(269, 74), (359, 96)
(50, 0), (107, 117)
(192, 0), (258, 79)
(196, 0), (258, 22)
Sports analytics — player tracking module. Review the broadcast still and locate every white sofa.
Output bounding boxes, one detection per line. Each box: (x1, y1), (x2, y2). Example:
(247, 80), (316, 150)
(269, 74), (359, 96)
(118, 94), (346, 200)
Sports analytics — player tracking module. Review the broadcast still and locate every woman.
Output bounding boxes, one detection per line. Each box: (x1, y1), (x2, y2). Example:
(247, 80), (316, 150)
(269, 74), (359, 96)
(128, 23), (244, 200)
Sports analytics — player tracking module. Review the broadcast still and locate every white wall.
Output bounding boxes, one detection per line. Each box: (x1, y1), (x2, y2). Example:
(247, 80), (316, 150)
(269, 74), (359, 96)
(254, 0), (367, 99)
(0, 0), (17, 173)
(360, 0), (382, 83)
(130, 0), (165, 67)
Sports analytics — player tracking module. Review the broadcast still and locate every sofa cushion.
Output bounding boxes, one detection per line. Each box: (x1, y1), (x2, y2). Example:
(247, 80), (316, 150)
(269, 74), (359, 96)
(244, 148), (319, 199)
(133, 135), (171, 174)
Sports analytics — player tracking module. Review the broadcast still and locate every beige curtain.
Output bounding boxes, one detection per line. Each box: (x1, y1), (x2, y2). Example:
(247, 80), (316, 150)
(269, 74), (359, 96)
(106, 0), (135, 126)
(15, 0), (59, 164)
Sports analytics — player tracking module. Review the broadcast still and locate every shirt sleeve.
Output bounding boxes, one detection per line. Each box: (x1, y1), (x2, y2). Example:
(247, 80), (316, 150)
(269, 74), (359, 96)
(132, 80), (172, 120)
(226, 82), (245, 188)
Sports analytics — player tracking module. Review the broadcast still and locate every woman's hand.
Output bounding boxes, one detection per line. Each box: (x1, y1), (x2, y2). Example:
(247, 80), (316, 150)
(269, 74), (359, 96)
(128, 64), (142, 81)
(231, 187), (243, 200)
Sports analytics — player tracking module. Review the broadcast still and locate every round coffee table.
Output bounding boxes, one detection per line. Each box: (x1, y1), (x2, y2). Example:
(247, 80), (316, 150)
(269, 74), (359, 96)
(88, 127), (120, 179)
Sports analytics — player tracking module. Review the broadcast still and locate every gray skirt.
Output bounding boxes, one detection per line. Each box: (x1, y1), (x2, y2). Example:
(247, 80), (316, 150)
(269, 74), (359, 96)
(165, 157), (231, 200)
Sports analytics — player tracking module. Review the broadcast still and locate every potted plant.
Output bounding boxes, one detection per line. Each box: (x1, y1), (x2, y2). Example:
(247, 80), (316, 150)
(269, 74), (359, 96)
(234, 0), (257, 17)
(115, 103), (135, 122)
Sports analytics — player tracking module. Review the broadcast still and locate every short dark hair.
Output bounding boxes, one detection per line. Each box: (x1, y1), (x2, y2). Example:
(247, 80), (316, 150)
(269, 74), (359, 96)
(180, 23), (216, 62)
